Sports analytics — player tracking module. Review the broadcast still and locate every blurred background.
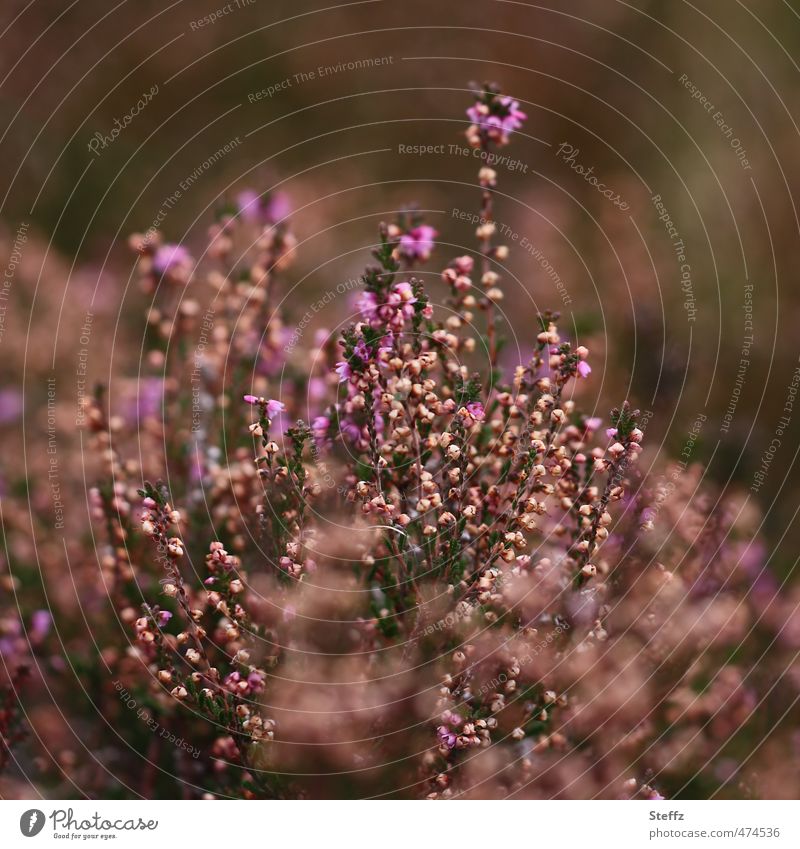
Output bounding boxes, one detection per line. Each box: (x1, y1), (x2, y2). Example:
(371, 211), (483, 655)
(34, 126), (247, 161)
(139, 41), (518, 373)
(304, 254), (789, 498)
(1, 0), (799, 797)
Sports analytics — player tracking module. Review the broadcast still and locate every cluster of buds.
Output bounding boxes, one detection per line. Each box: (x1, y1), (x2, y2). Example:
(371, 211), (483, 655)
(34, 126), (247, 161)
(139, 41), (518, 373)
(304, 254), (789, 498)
(466, 84), (528, 147)
(223, 668), (266, 697)
(437, 718), (495, 754)
(139, 494), (181, 546)
(204, 543), (236, 576)
(238, 708), (276, 742)
(386, 214), (437, 264)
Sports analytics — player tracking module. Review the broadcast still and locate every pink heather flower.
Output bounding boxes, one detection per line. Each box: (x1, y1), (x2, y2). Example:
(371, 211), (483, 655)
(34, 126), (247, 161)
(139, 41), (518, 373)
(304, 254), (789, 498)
(152, 244), (192, 275)
(312, 415), (330, 437)
(640, 508), (656, 524)
(266, 399), (285, 418)
(466, 401), (485, 421)
(121, 377), (164, 424)
(0, 388), (23, 424)
(577, 360), (592, 379)
(437, 725), (457, 749)
(243, 394), (260, 405)
(30, 610), (52, 641)
(236, 189), (291, 224)
(393, 280), (416, 302)
(454, 255), (474, 275)
(224, 671), (242, 691)
(358, 289), (414, 332)
(312, 415), (330, 448)
(156, 610), (173, 627)
(247, 670), (266, 693)
(399, 225), (437, 262)
(341, 420), (361, 443)
(606, 427), (618, 439)
(467, 95), (527, 143)
(356, 290), (379, 321)
(308, 377), (327, 402)
(264, 191), (291, 222)
(585, 417), (602, 431)
(335, 361), (352, 383)
(498, 96), (527, 132)
(378, 335), (396, 358)
(236, 189), (261, 222)
(466, 103), (486, 125)
(353, 339), (372, 362)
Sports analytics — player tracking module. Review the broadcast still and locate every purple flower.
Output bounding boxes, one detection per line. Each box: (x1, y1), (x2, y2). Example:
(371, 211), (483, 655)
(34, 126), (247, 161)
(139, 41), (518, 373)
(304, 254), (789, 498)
(358, 283), (418, 332)
(437, 725), (457, 749)
(640, 508), (656, 524)
(340, 420), (361, 443)
(606, 427), (618, 439)
(30, 610), (52, 641)
(466, 401), (485, 421)
(266, 399), (285, 418)
(312, 415), (330, 438)
(377, 336), (396, 358)
(224, 671), (242, 692)
(353, 338), (373, 363)
(356, 290), (379, 321)
(335, 361), (352, 383)
(577, 360), (592, 379)
(156, 610), (173, 627)
(308, 377), (327, 402)
(236, 190), (291, 225)
(467, 95), (527, 143)
(264, 191), (291, 223)
(498, 96), (527, 133)
(222, 669), (266, 695)
(466, 104), (486, 125)
(152, 244), (192, 276)
(121, 377), (164, 423)
(243, 394), (260, 405)
(312, 415), (331, 451)
(236, 189), (261, 222)
(399, 225), (437, 262)
(585, 417), (602, 431)
(247, 670), (266, 693)
(0, 388), (23, 424)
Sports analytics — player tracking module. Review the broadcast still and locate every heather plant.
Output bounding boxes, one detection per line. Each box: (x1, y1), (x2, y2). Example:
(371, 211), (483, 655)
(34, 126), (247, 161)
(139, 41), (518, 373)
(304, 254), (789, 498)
(18, 82), (780, 800)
